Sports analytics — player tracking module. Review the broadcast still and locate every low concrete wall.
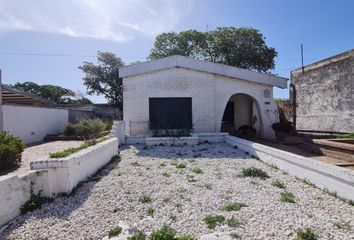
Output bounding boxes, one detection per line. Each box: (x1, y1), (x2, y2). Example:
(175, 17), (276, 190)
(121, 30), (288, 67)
(192, 132), (228, 143)
(0, 170), (49, 227)
(31, 138), (118, 194)
(224, 135), (354, 201)
(3, 104), (68, 144)
(145, 136), (198, 146)
(0, 138), (118, 228)
(111, 121), (125, 145)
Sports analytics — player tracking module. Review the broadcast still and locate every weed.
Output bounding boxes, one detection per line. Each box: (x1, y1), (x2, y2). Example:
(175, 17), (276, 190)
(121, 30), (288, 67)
(226, 217), (240, 228)
(178, 234), (197, 240)
(175, 203), (183, 213)
(272, 180), (286, 188)
(149, 226), (176, 240)
(128, 231), (147, 240)
(108, 226), (122, 238)
(242, 167), (269, 179)
(147, 207), (155, 216)
(250, 180), (258, 185)
(188, 159), (196, 163)
(177, 187), (187, 193)
(205, 183), (213, 190)
(204, 215), (225, 229)
(20, 190), (54, 214)
(280, 191), (295, 203)
(139, 195), (152, 203)
(229, 232), (240, 239)
(186, 175), (197, 182)
(222, 202), (247, 212)
(160, 162), (166, 167)
(296, 228), (317, 240)
(192, 167), (203, 174)
(169, 214), (177, 221)
(323, 188), (337, 198)
(176, 163), (186, 169)
(163, 172), (171, 177)
(49, 143), (91, 158)
(270, 164), (279, 170)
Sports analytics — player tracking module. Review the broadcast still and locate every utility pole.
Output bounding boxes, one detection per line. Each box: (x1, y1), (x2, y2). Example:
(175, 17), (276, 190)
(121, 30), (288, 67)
(0, 69), (3, 131)
(301, 44), (304, 73)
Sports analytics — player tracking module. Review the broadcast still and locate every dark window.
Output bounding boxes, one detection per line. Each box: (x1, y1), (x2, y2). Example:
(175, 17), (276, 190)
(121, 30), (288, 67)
(149, 98), (192, 129)
(222, 101), (234, 127)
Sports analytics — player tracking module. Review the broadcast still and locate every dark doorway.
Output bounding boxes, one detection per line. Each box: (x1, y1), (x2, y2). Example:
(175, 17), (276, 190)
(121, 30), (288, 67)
(222, 101), (234, 127)
(149, 98), (192, 129)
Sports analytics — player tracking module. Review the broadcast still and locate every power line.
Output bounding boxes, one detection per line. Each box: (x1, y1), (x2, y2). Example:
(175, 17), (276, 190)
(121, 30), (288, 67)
(0, 52), (147, 59)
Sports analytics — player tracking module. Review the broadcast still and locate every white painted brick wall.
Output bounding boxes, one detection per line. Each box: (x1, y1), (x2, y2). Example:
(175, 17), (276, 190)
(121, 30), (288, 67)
(123, 67), (278, 138)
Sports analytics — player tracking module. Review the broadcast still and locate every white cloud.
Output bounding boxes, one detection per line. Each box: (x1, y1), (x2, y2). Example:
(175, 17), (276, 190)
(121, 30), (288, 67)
(0, 0), (193, 42)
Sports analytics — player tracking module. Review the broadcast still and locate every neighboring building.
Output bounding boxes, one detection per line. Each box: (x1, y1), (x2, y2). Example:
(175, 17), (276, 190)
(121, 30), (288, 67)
(0, 78), (68, 144)
(291, 49), (354, 133)
(59, 103), (121, 122)
(120, 55), (287, 139)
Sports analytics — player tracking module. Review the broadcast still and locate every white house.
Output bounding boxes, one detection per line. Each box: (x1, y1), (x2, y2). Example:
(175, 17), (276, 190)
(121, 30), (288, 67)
(120, 55), (287, 140)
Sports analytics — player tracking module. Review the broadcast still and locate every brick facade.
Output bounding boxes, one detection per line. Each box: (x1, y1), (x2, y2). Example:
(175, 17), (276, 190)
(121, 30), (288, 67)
(123, 67), (279, 138)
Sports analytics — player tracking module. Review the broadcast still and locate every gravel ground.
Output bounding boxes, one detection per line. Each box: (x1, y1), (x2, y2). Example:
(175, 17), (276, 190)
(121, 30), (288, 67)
(1, 143), (354, 240)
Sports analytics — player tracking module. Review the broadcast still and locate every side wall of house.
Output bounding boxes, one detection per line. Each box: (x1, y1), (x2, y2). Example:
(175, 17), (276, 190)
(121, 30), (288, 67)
(3, 105), (69, 144)
(291, 53), (354, 132)
(123, 67), (277, 138)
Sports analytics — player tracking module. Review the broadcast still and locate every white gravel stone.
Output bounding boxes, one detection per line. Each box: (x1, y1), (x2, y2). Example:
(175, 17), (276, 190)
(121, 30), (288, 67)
(1, 143), (354, 240)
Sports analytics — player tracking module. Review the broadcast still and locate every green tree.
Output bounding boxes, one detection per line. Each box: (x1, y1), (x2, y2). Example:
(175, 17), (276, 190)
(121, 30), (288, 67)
(11, 82), (87, 104)
(149, 27), (277, 72)
(79, 52), (125, 108)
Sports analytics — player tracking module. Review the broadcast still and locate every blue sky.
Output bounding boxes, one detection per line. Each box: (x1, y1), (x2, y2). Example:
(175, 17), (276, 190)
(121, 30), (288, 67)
(0, 0), (353, 102)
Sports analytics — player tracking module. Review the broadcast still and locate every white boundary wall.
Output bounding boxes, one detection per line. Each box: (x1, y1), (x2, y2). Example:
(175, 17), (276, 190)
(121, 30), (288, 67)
(0, 138), (118, 228)
(31, 138), (119, 194)
(0, 170), (49, 227)
(3, 104), (68, 144)
(224, 135), (354, 201)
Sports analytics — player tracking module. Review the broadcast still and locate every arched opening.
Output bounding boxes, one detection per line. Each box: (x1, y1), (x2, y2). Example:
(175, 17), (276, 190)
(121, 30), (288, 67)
(221, 93), (263, 138)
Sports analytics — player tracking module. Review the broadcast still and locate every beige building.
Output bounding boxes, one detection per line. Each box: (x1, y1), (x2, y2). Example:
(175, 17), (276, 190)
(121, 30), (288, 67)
(120, 55), (287, 139)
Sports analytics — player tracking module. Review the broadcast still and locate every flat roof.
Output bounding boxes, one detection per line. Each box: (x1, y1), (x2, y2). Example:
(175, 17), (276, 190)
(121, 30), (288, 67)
(120, 55), (288, 89)
(2, 85), (50, 105)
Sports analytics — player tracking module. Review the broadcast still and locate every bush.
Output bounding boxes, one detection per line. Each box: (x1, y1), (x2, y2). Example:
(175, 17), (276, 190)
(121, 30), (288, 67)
(63, 123), (76, 136)
(0, 132), (26, 169)
(62, 118), (108, 137)
(75, 118), (107, 136)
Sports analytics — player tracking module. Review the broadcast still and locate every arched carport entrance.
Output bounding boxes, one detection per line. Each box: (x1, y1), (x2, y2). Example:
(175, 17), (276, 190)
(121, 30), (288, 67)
(220, 93), (263, 138)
